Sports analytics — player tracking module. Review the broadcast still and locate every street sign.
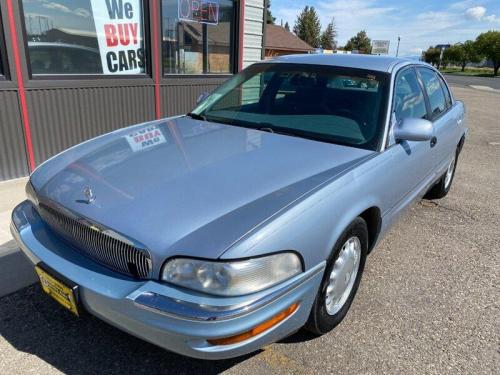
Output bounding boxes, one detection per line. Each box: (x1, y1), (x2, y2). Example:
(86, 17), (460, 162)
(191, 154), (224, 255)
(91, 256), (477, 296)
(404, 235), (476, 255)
(372, 40), (390, 55)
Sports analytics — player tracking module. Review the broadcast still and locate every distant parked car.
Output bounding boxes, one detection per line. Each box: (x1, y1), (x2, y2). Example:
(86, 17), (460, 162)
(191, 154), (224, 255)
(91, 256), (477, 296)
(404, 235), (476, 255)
(12, 54), (466, 360)
(28, 42), (102, 75)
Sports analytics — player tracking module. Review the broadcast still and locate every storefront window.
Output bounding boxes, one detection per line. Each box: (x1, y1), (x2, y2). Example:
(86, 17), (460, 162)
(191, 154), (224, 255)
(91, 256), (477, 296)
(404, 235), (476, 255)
(162, 0), (235, 74)
(21, 0), (147, 76)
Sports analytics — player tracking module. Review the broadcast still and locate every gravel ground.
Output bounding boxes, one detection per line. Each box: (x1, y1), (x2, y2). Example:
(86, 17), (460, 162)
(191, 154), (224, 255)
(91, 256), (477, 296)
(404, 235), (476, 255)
(0, 86), (498, 374)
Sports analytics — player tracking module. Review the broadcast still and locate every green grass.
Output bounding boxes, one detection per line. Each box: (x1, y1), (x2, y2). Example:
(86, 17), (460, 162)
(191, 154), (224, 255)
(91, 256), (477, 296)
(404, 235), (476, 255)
(440, 67), (497, 77)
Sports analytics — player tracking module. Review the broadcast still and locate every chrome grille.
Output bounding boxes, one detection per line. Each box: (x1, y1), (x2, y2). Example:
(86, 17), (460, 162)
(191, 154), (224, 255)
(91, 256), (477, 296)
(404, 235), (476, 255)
(38, 203), (151, 279)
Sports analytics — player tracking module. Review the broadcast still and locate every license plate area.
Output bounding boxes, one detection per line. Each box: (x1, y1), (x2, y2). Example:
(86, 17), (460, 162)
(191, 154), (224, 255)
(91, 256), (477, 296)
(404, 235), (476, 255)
(35, 264), (79, 316)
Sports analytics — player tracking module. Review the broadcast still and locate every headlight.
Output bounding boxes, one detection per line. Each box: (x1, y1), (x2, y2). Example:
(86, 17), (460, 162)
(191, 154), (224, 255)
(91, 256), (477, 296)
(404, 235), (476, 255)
(25, 181), (39, 206)
(161, 252), (302, 296)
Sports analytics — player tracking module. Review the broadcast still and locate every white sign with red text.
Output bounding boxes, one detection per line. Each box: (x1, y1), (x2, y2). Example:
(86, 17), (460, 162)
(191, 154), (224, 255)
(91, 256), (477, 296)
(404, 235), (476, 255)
(90, 0), (145, 74)
(125, 125), (167, 152)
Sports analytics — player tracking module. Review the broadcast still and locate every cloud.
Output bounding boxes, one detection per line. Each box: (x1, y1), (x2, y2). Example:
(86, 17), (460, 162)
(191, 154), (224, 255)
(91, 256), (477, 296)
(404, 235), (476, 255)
(73, 8), (91, 18)
(464, 6), (500, 23)
(465, 6), (487, 20)
(450, 0), (479, 10)
(42, 2), (90, 18)
(317, 0), (394, 17)
(42, 2), (71, 14)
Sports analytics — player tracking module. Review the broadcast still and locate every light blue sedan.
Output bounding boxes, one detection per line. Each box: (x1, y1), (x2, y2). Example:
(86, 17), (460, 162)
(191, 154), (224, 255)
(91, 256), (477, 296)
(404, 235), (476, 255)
(11, 54), (467, 359)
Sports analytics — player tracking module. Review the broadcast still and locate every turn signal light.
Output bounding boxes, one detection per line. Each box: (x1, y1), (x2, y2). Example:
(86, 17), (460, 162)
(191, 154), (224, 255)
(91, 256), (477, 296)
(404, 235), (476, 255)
(207, 303), (299, 346)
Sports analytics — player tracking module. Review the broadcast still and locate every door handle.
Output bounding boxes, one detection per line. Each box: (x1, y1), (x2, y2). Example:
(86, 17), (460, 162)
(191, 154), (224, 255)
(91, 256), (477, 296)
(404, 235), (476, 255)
(430, 136), (437, 148)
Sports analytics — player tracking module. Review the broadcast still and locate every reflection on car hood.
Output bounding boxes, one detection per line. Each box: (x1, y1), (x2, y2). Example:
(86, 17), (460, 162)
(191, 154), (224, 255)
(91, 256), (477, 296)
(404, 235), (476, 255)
(31, 117), (373, 268)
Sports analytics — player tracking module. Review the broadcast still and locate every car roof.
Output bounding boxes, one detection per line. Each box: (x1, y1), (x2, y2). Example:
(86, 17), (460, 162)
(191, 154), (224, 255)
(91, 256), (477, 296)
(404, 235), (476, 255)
(27, 42), (100, 53)
(264, 54), (429, 73)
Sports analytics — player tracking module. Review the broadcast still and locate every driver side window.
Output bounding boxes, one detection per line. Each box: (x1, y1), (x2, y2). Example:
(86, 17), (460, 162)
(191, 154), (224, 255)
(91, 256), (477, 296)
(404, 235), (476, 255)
(394, 69), (427, 123)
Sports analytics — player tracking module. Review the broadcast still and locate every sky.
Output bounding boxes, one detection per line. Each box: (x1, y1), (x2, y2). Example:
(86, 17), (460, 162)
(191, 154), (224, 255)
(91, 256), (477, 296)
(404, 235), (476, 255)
(270, 0), (500, 56)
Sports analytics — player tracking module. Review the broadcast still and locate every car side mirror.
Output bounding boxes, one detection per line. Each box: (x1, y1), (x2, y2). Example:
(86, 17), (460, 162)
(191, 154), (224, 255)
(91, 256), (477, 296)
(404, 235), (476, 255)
(196, 92), (210, 104)
(393, 118), (434, 142)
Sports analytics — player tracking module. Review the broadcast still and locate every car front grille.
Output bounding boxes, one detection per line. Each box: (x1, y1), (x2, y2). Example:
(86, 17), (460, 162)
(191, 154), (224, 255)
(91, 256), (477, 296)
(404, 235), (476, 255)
(38, 203), (151, 279)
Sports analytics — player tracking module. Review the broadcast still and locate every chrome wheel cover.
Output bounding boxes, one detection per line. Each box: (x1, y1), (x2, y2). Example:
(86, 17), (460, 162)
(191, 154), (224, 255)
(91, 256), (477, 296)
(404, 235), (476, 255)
(325, 236), (361, 316)
(444, 156), (455, 189)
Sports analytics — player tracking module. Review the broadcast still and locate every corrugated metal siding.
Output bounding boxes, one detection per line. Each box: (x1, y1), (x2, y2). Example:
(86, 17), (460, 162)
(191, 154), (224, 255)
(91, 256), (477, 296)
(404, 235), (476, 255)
(0, 90), (29, 180)
(160, 79), (227, 116)
(26, 86), (155, 165)
(243, 0), (264, 68)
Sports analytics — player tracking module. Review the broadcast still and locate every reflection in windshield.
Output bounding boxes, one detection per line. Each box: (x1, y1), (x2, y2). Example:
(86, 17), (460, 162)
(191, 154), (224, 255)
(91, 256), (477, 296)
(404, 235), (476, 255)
(192, 63), (390, 150)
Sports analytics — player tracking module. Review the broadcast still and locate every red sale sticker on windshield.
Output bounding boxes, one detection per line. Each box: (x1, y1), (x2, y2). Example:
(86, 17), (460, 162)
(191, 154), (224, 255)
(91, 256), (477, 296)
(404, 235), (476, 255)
(125, 125), (167, 152)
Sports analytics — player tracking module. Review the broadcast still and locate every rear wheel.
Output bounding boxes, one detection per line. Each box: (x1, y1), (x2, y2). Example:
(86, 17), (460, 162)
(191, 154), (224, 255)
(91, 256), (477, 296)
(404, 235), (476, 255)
(425, 151), (457, 199)
(305, 217), (368, 335)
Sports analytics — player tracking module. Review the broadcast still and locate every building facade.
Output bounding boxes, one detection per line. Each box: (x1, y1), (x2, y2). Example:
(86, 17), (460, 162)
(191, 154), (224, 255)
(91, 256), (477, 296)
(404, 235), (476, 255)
(0, 0), (265, 181)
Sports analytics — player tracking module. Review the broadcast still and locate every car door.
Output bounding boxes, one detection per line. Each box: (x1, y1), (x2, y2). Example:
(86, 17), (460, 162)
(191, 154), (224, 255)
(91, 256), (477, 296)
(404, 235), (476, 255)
(380, 67), (437, 217)
(416, 67), (459, 173)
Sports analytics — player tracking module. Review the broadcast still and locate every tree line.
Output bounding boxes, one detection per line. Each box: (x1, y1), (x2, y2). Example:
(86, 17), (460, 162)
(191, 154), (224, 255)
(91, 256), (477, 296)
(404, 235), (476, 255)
(422, 31), (500, 76)
(268, 4), (372, 53)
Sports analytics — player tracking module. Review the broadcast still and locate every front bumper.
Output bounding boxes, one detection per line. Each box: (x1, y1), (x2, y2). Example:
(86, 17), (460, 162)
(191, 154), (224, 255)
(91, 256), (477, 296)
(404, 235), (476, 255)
(11, 200), (325, 360)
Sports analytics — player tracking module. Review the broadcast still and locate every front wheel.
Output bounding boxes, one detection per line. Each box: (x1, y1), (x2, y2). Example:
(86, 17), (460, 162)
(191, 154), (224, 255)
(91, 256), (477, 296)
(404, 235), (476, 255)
(304, 217), (368, 335)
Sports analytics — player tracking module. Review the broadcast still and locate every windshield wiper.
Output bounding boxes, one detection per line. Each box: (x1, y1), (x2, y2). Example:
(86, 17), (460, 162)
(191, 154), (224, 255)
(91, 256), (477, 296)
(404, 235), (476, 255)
(186, 112), (206, 121)
(256, 123), (303, 138)
(258, 127), (275, 133)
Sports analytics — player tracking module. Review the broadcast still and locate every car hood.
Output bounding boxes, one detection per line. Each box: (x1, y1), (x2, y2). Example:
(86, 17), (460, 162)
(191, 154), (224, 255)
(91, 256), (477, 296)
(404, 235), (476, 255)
(31, 117), (373, 269)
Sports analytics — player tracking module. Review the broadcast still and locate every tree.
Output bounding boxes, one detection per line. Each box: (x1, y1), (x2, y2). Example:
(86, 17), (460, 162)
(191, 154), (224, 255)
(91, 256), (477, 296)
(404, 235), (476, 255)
(293, 6), (321, 48)
(442, 45), (460, 67)
(423, 47), (441, 67)
(475, 30), (500, 76)
(284, 22), (290, 32)
(443, 41), (480, 71)
(266, 0), (275, 25)
(320, 21), (337, 50)
(344, 30), (371, 54)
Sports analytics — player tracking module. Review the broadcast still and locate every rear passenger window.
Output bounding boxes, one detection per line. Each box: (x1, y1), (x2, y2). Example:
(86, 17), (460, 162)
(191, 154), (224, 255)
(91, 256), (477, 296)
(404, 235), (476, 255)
(418, 68), (447, 118)
(394, 68), (427, 123)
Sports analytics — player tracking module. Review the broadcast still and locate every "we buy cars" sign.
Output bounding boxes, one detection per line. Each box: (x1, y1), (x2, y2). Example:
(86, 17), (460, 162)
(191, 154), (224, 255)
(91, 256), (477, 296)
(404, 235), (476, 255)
(91, 0), (145, 74)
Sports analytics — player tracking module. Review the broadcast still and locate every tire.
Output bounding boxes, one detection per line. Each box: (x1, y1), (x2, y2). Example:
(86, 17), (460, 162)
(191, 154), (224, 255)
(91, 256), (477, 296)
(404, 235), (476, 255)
(304, 217), (368, 335)
(425, 149), (458, 200)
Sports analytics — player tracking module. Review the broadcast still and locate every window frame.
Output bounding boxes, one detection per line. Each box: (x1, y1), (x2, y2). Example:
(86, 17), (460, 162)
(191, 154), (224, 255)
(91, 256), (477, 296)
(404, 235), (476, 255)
(18, 0), (152, 80)
(0, 9), (9, 80)
(416, 66), (451, 121)
(437, 73), (452, 109)
(161, 0), (239, 77)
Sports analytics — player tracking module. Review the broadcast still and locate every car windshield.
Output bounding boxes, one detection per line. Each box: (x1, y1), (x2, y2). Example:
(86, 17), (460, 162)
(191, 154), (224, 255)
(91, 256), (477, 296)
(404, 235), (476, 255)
(191, 63), (390, 150)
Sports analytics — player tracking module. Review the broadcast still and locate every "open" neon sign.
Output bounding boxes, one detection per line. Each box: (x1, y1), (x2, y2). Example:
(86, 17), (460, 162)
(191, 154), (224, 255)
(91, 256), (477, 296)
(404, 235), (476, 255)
(178, 0), (220, 25)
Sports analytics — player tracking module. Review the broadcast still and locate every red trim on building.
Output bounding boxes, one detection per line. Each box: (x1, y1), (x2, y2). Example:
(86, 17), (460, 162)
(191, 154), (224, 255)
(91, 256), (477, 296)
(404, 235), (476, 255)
(239, 0), (245, 71)
(152, 0), (162, 119)
(6, 0), (35, 171)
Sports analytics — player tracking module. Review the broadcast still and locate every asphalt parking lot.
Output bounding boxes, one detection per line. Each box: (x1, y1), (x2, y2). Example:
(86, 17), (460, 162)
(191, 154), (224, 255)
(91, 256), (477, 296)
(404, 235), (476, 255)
(0, 85), (499, 374)
(443, 73), (500, 90)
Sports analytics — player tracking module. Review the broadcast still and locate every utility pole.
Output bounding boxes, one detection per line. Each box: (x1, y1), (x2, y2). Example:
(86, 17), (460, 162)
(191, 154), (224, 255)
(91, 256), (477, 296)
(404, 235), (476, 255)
(396, 36), (401, 57)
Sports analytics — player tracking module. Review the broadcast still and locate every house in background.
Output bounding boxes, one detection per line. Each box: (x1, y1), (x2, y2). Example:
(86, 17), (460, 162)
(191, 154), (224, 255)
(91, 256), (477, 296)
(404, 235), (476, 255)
(264, 24), (314, 59)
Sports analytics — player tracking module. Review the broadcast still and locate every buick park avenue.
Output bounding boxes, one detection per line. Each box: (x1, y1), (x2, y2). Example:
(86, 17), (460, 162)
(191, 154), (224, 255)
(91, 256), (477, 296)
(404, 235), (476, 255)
(12, 54), (466, 359)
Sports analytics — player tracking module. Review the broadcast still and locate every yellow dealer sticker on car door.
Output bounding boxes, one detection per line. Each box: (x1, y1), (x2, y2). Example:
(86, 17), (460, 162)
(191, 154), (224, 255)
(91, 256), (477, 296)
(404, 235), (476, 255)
(35, 266), (79, 316)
